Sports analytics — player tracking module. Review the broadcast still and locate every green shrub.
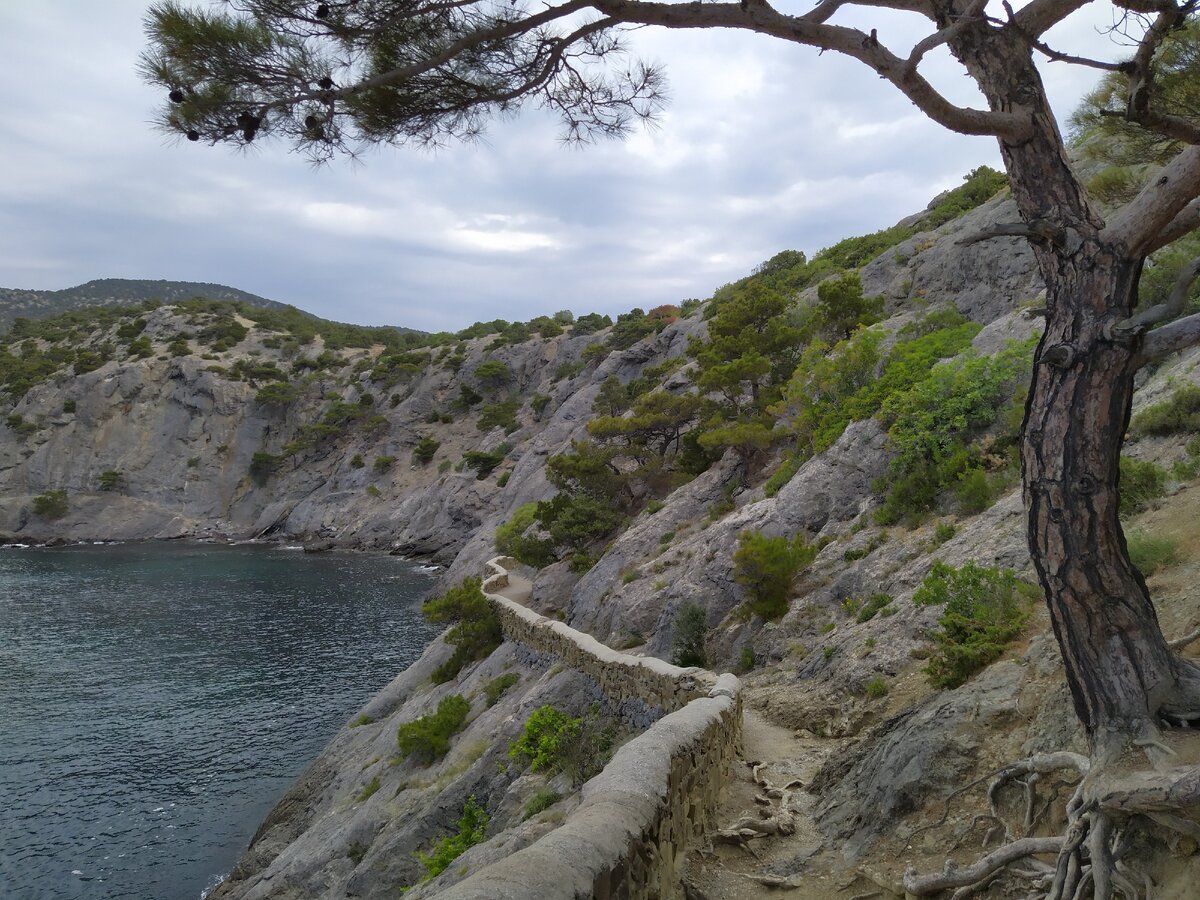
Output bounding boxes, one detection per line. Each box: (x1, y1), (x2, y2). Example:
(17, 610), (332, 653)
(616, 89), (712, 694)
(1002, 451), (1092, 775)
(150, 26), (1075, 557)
(413, 434), (440, 464)
(732, 530), (817, 620)
(509, 705), (581, 773)
(854, 593), (893, 623)
(874, 339), (1032, 524)
(423, 578), (503, 683)
(395, 694), (471, 764)
(32, 489), (68, 519)
(249, 451), (280, 484)
(187, 456), (201, 468)
(373, 455), (396, 473)
(438, 459), (452, 474)
(509, 704), (617, 786)
(1120, 456), (1168, 516)
(350, 454), (365, 469)
(671, 604), (708, 667)
(739, 646), (756, 672)
(477, 399), (520, 432)
(347, 840), (368, 865)
(645, 499), (665, 514)
(463, 446), (509, 479)
(98, 470), (122, 491)
(531, 393), (552, 419)
(930, 520), (957, 548)
(1130, 385), (1200, 437)
(1127, 530), (1181, 576)
(473, 359), (512, 389)
(483, 672), (519, 707)
(62, 399), (76, 414)
(764, 454), (803, 498)
(913, 561), (1034, 688)
(350, 713), (375, 727)
(522, 789), (561, 820)
(412, 796), (488, 884)
(6, 414), (37, 436)
(495, 502), (555, 568)
(865, 676), (889, 698)
(953, 466), (994, 513)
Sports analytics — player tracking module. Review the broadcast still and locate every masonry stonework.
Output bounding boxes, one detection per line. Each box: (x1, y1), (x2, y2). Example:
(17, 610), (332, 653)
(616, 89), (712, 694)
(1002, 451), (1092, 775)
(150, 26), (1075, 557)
(435, 558), (742, 900)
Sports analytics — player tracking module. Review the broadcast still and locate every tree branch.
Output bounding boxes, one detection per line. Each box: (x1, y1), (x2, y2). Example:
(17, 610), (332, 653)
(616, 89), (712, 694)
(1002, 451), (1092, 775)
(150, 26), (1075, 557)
(1113, 256), (1200, 340)
(800, 0), (937, 25)
(956, 219), (1064, 247)
(1010, 0), (1091, 36)
(905, 0), (987, 72)
(590, 0), (1033, 139)
(1147, 198), (1200, 254)
(1103, 145), (1200, 257)
(1136, 311), (1200, 366)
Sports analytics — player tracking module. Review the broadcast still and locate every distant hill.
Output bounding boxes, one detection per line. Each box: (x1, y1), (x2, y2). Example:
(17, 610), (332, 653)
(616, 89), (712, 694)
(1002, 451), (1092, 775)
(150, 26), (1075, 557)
(0, 279), (291, 332)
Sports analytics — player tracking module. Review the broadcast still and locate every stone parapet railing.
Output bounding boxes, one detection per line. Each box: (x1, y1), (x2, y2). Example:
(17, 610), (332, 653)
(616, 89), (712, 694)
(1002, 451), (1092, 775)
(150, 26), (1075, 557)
(434, 557), (742, 900)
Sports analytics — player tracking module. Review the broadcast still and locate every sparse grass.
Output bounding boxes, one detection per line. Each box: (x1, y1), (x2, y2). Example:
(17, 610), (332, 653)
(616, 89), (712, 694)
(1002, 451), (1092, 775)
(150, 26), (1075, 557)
(522, 788), (562, 820)
(483, 673), (519, 707)
(1127, 529), (1181, 577)
(350, 713), (375, 727)
(357, 776), (381, 802)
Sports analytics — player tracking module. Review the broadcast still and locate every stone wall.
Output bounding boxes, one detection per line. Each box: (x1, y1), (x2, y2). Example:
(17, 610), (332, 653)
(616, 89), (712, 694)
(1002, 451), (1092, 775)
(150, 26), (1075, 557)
(433, 558), (742, 900)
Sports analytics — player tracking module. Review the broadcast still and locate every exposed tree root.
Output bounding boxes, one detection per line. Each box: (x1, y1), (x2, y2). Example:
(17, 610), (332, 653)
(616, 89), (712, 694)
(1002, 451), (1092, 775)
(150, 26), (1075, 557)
(902, 742), (1200, 900)
(713, 761), (803, 850)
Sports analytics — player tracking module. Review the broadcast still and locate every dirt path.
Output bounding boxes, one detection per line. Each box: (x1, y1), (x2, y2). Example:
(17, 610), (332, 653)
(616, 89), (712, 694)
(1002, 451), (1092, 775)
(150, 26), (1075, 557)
(496, 572), (532, 604)
(686, 708), (863, 900)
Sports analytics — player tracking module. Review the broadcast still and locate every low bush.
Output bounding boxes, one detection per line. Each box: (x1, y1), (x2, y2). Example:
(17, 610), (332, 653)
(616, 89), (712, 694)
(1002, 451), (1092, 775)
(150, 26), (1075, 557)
(395, 694), (471, 764)
(854, 593), (893, 623)
(412, 795), (488, 883)
(412, 434), (440, 464)
(483, 672), (519, 707)
(1129, 385), (1200, 437)
(913, 561), (1034, 688)
(422, 578), (503, 683)
(477, 399), (520, 433)
(495, 502), (556, 568)
(865, 676), (889, 698)
(732, 530), (817, 620)
(463, 445), (509, 479)
(509, 705), (580, 774)
(32, 489), (69, 519)
(1120, 456), (1168, 516)
(509, 704), (617, 786)
(522, 789), (561, 820)
(373, 455), (396, 473)
(1127, 529), (1181, 576)
(98, 470), (121, 491)
(671, 604), (708, 667)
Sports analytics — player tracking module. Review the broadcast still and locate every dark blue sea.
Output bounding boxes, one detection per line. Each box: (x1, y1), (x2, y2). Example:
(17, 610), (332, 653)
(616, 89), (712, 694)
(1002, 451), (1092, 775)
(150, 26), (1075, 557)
(0, 542), (440, 900)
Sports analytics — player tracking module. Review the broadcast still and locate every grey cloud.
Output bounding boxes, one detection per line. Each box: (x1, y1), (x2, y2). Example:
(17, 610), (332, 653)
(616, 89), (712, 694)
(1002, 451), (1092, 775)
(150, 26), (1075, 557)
(0, 2), (1119, 331)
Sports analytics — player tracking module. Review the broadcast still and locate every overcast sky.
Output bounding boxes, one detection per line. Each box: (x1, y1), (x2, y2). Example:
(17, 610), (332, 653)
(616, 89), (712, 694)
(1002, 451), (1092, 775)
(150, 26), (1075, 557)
(0, 2), (1124, 332)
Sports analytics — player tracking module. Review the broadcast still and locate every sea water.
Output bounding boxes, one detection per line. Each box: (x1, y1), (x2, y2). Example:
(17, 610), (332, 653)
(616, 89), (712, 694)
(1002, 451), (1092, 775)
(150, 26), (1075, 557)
(0, 542), (440, 900)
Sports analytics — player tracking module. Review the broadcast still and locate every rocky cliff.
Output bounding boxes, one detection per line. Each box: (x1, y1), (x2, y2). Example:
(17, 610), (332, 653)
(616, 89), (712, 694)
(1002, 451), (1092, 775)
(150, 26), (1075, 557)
(7, 180), (1200, 899)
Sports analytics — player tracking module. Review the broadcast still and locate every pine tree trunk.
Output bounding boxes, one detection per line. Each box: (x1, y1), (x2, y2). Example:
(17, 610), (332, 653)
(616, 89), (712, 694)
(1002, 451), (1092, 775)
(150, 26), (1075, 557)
(1022, 257), (1181, 751)
(936, 19), (1200, 752)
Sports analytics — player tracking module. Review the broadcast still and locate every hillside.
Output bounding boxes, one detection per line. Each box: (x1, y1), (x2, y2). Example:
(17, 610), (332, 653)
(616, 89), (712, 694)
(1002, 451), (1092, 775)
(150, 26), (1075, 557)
(3, 168), (1200, 899)
(0, 277), (292, 332)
